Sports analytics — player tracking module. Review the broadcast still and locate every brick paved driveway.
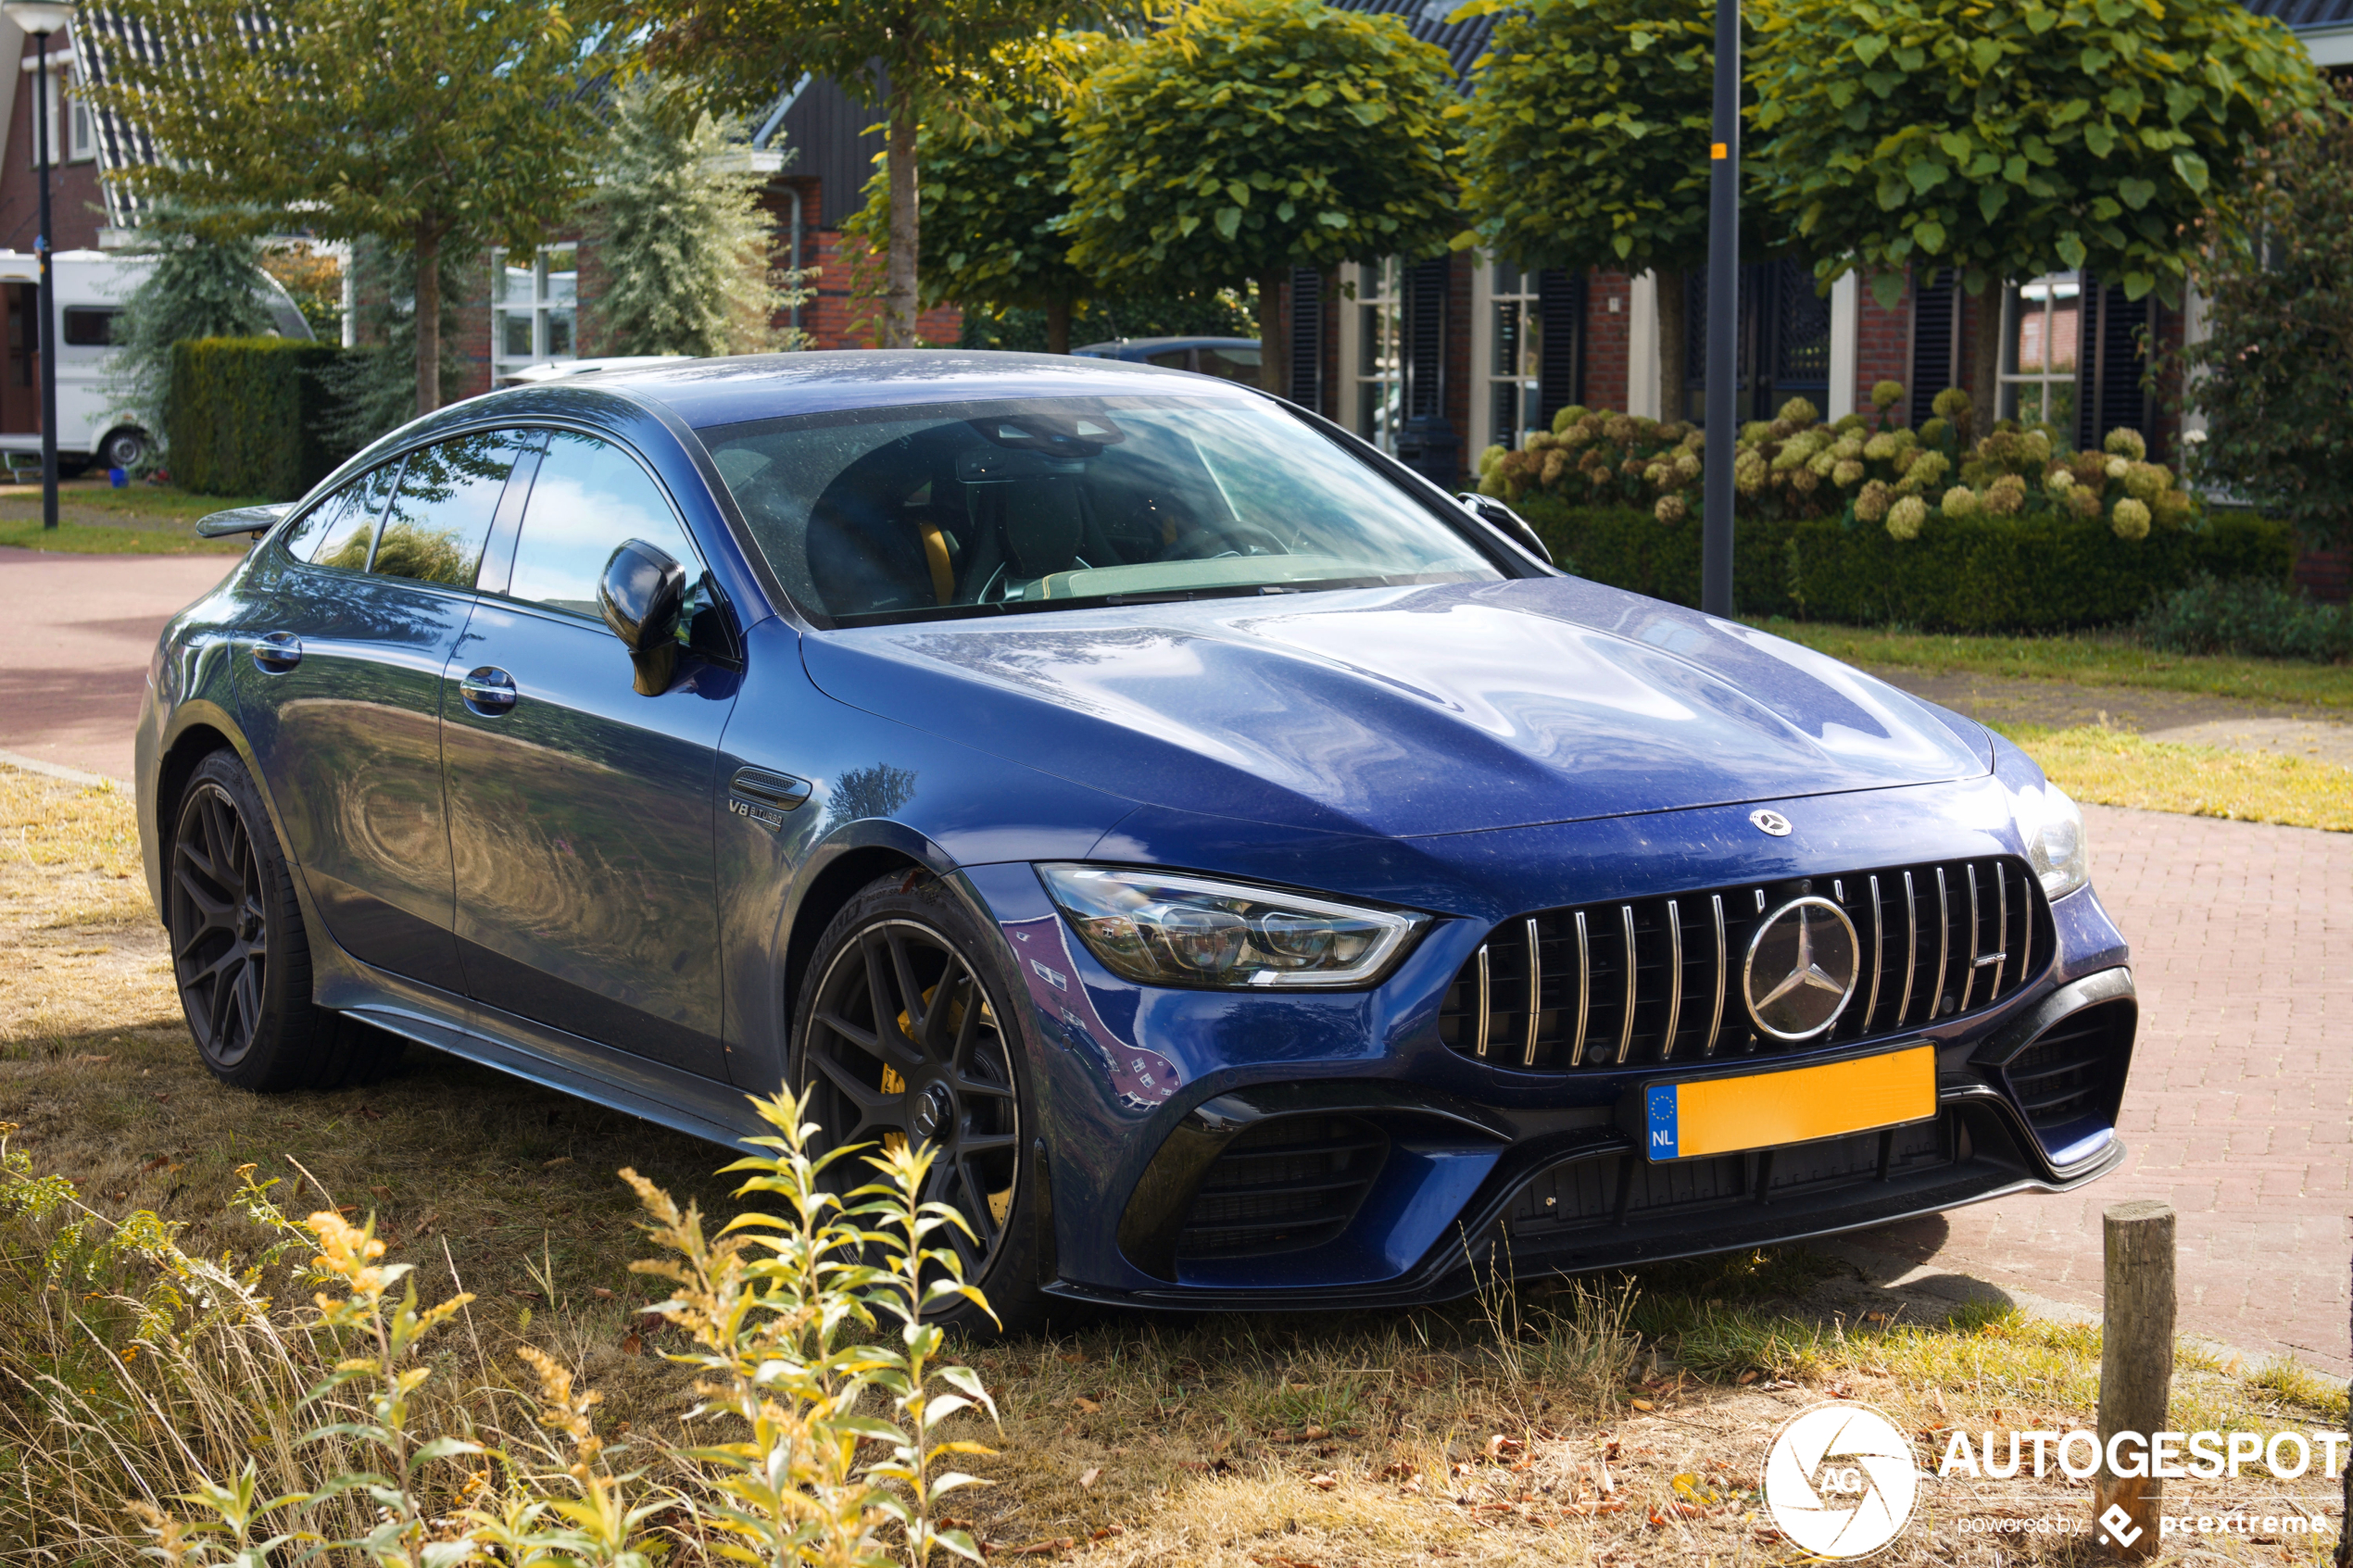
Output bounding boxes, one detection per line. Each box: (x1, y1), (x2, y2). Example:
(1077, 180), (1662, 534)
(3, 546), (241, 780)
(1866, 804), (2353, 1375)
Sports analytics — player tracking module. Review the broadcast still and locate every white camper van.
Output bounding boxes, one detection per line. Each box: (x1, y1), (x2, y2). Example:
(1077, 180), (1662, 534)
(0, 248), (314, 475)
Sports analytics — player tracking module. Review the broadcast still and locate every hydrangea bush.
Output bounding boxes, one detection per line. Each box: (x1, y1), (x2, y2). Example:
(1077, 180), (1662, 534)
(1477, 383), (2193, 544)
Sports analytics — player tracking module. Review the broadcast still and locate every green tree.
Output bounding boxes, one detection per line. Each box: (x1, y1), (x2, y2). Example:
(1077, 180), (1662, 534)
(1062, 0), (1458, 394)
(1750, 0), (2320, 417)
(594, 74), (809, 357)
(626, 0), (1121, 349)
(105, 206), (279, 469)
(2167, 82), (2353, 549)
(1456, 0), (1749, 418)
(848, 97), (1092, 352)
(86, 0), (594, 418)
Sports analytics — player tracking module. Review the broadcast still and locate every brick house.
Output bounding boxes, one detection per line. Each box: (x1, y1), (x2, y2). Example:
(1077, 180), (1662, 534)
(0, 18), (959, 404)
(1289, 0), (2350, 596)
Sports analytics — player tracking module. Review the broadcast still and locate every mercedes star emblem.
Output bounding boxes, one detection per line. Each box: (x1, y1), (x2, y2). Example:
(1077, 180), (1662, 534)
(1751, 809), (1793, 836)
(1743, 896), (1860, 1041)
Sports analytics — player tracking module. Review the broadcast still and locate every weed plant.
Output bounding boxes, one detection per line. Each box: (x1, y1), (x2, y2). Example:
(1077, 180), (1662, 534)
(0, 1091), (996, 1567)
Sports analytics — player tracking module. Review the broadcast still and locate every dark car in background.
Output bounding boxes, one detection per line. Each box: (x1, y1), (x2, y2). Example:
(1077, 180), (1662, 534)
(137, 350), (2134, 1332)
(1071, 335), (1262, 383)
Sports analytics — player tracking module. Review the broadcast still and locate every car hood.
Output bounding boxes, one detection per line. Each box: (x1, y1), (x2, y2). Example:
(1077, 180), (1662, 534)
(799, 576), (1991, 841)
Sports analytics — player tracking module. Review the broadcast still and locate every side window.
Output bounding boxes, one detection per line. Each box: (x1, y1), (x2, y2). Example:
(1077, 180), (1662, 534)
(371, 430), (531, 587)
(505, 430), (700, 621)
(282, 461), (400, 571)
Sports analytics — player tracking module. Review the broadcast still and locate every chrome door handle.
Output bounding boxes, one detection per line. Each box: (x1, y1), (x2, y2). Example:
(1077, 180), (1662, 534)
(459, 667), (517, 716)
(251, 631), (301, 672)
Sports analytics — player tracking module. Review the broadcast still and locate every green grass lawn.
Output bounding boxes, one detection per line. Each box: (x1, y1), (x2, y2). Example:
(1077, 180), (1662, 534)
(1757, 617), (2353, 711)
(0, 478), (269, 554)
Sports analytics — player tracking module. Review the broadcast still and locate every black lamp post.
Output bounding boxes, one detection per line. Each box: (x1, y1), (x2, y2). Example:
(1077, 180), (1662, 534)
(6, 1), (75, 531)
(1699, 0), (1739, 618)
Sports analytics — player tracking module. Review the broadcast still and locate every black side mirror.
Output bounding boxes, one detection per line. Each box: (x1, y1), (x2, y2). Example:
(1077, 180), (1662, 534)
(600, 539), (687, 695)
(1456, 492), (1554, 565)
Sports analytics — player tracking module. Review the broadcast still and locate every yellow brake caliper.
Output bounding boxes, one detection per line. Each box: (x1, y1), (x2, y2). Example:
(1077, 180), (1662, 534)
(888, 984), (1014, 1226)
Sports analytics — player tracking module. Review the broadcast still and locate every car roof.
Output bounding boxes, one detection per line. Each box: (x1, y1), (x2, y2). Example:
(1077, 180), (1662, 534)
(521, 348), (1258, 430)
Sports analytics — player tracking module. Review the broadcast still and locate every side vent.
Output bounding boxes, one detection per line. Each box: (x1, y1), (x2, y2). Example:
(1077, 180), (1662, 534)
(2003, 1000), (2133, 1135)
(1176, 1115), (1388, 1261)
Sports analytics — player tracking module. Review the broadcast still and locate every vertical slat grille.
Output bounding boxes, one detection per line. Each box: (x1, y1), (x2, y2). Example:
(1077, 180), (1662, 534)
(1438, 856), (2051, 1073)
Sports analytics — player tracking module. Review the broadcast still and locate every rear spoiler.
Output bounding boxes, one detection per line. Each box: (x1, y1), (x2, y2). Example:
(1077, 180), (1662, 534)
(194, 503), (293, 538)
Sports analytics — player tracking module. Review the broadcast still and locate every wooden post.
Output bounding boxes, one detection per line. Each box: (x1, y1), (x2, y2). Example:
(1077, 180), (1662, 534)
(2095, 1199), (2175, 1559)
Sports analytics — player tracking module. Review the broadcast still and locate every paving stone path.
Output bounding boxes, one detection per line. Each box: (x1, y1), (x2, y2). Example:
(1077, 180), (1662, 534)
(1865, 804), (2352, 1375)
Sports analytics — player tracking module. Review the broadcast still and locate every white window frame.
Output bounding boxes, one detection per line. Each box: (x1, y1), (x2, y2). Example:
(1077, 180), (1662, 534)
(1469, 257), (1543, 454)
(1997, 271), (2082, 429)
(65, 68), (94, 162)
(1335, 257), (1403, 454)
(492, 244), (580, 376)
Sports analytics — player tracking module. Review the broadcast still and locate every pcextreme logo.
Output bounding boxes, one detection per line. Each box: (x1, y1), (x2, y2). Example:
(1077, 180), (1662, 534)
(1761, 1401), (1921, 1559)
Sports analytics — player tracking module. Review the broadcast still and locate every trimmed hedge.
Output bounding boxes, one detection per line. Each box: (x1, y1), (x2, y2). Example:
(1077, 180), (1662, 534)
(166, 337), (354, 499)
(1518, 496), (2296, 633)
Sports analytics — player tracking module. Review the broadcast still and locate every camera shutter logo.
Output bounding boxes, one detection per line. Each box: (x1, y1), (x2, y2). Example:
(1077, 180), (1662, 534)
(1762, 1402), (1920, 1558)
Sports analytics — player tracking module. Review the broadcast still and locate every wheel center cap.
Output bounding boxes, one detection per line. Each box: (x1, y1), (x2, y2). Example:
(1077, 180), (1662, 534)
(910, 1081), (953, 1142)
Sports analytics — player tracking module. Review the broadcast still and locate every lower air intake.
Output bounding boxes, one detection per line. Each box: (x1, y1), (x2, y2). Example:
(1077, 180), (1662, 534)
(1176, 1115), (1388, 1261)
(2004, 1000), (2133, 1135)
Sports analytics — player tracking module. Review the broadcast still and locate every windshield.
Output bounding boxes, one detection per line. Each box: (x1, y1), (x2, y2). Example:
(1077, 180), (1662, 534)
(697, 395), (1503, 624)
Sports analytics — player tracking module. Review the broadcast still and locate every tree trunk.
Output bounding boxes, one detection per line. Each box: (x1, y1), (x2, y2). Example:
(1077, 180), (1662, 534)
(884, 76), (920, 350)
(414, 225), (441, 417)
(1045, 295), (1073, 356)
(1968, 282), (2003, 442)
(1257, 267), (1287, 396)
(1654, 268), (1687, 424)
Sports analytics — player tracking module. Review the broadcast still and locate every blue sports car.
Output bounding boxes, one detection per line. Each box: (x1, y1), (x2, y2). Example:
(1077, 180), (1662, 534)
(138, 352), (2134, 1330)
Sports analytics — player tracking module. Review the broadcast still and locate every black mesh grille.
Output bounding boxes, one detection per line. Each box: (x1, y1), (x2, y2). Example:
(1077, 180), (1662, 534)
(1176, 1115), (1388, 1261)
(1439, 857), (2050, 1073)
(2004, 1001), (2131, 1134)
(1510, 1116), (1957, 1235)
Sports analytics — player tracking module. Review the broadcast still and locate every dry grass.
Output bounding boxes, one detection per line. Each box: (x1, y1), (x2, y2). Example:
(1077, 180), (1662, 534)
(1995, 721), (2353, 833)
(1, 760), (2345, 1566)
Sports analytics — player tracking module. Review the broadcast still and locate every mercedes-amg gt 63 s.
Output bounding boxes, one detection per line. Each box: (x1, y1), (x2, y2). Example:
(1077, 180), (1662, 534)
(139, 352), (2134, 1330)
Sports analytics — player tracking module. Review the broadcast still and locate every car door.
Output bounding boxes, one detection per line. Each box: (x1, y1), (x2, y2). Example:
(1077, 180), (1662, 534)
(440, 426), (739, 1080)
(235, 431), (533, 991)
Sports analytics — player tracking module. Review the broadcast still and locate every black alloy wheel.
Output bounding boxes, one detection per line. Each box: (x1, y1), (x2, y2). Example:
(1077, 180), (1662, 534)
(797, 880), (1038, 1323)
(165, 750), (402, 1091)
(170, 776), (272, 1070)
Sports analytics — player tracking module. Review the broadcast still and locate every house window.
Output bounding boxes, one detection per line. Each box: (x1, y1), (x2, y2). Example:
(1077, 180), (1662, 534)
(67, 74), (93, 162)
(1346, 257), (1403, 454)
(492, 245), (578, 373)
(26, 60), (94, 165)
(1478, 261), (1543, 450)
(1998, 272), (2081, 431)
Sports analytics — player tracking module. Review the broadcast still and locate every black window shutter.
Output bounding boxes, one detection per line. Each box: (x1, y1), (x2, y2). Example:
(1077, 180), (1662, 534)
(1537, 269), (1585, 429)
(1908, 269), (1958, 425)
(1403, 256), (1449, 420)
(2076, 276), (2151, 453)
(1288, 268), (1322, 411)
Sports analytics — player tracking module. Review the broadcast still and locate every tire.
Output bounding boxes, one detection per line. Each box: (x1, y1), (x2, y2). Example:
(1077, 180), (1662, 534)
(165, 749), (403, 1091)
(792, 872), (1060, 1338)
(99, 428), (146, 471)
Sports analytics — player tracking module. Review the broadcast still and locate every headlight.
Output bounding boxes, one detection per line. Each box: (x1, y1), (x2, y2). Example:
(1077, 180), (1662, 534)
(1037, 864), (1427, 988)
(2012, 780), (2089, 899)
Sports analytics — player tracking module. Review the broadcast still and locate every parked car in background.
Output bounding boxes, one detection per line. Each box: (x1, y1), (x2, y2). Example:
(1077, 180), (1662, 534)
(1072, 335), (1261, 383)
(0, 249), (313, 476)
(140, 351), (2133, 1335)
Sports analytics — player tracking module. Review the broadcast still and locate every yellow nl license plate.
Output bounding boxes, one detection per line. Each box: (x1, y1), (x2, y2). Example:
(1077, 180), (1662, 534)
(1641, 1045), (1936, 1161)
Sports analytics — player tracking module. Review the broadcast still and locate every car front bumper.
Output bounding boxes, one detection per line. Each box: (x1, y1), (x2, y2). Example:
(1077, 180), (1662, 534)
(961, 770), (2137, 1310)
